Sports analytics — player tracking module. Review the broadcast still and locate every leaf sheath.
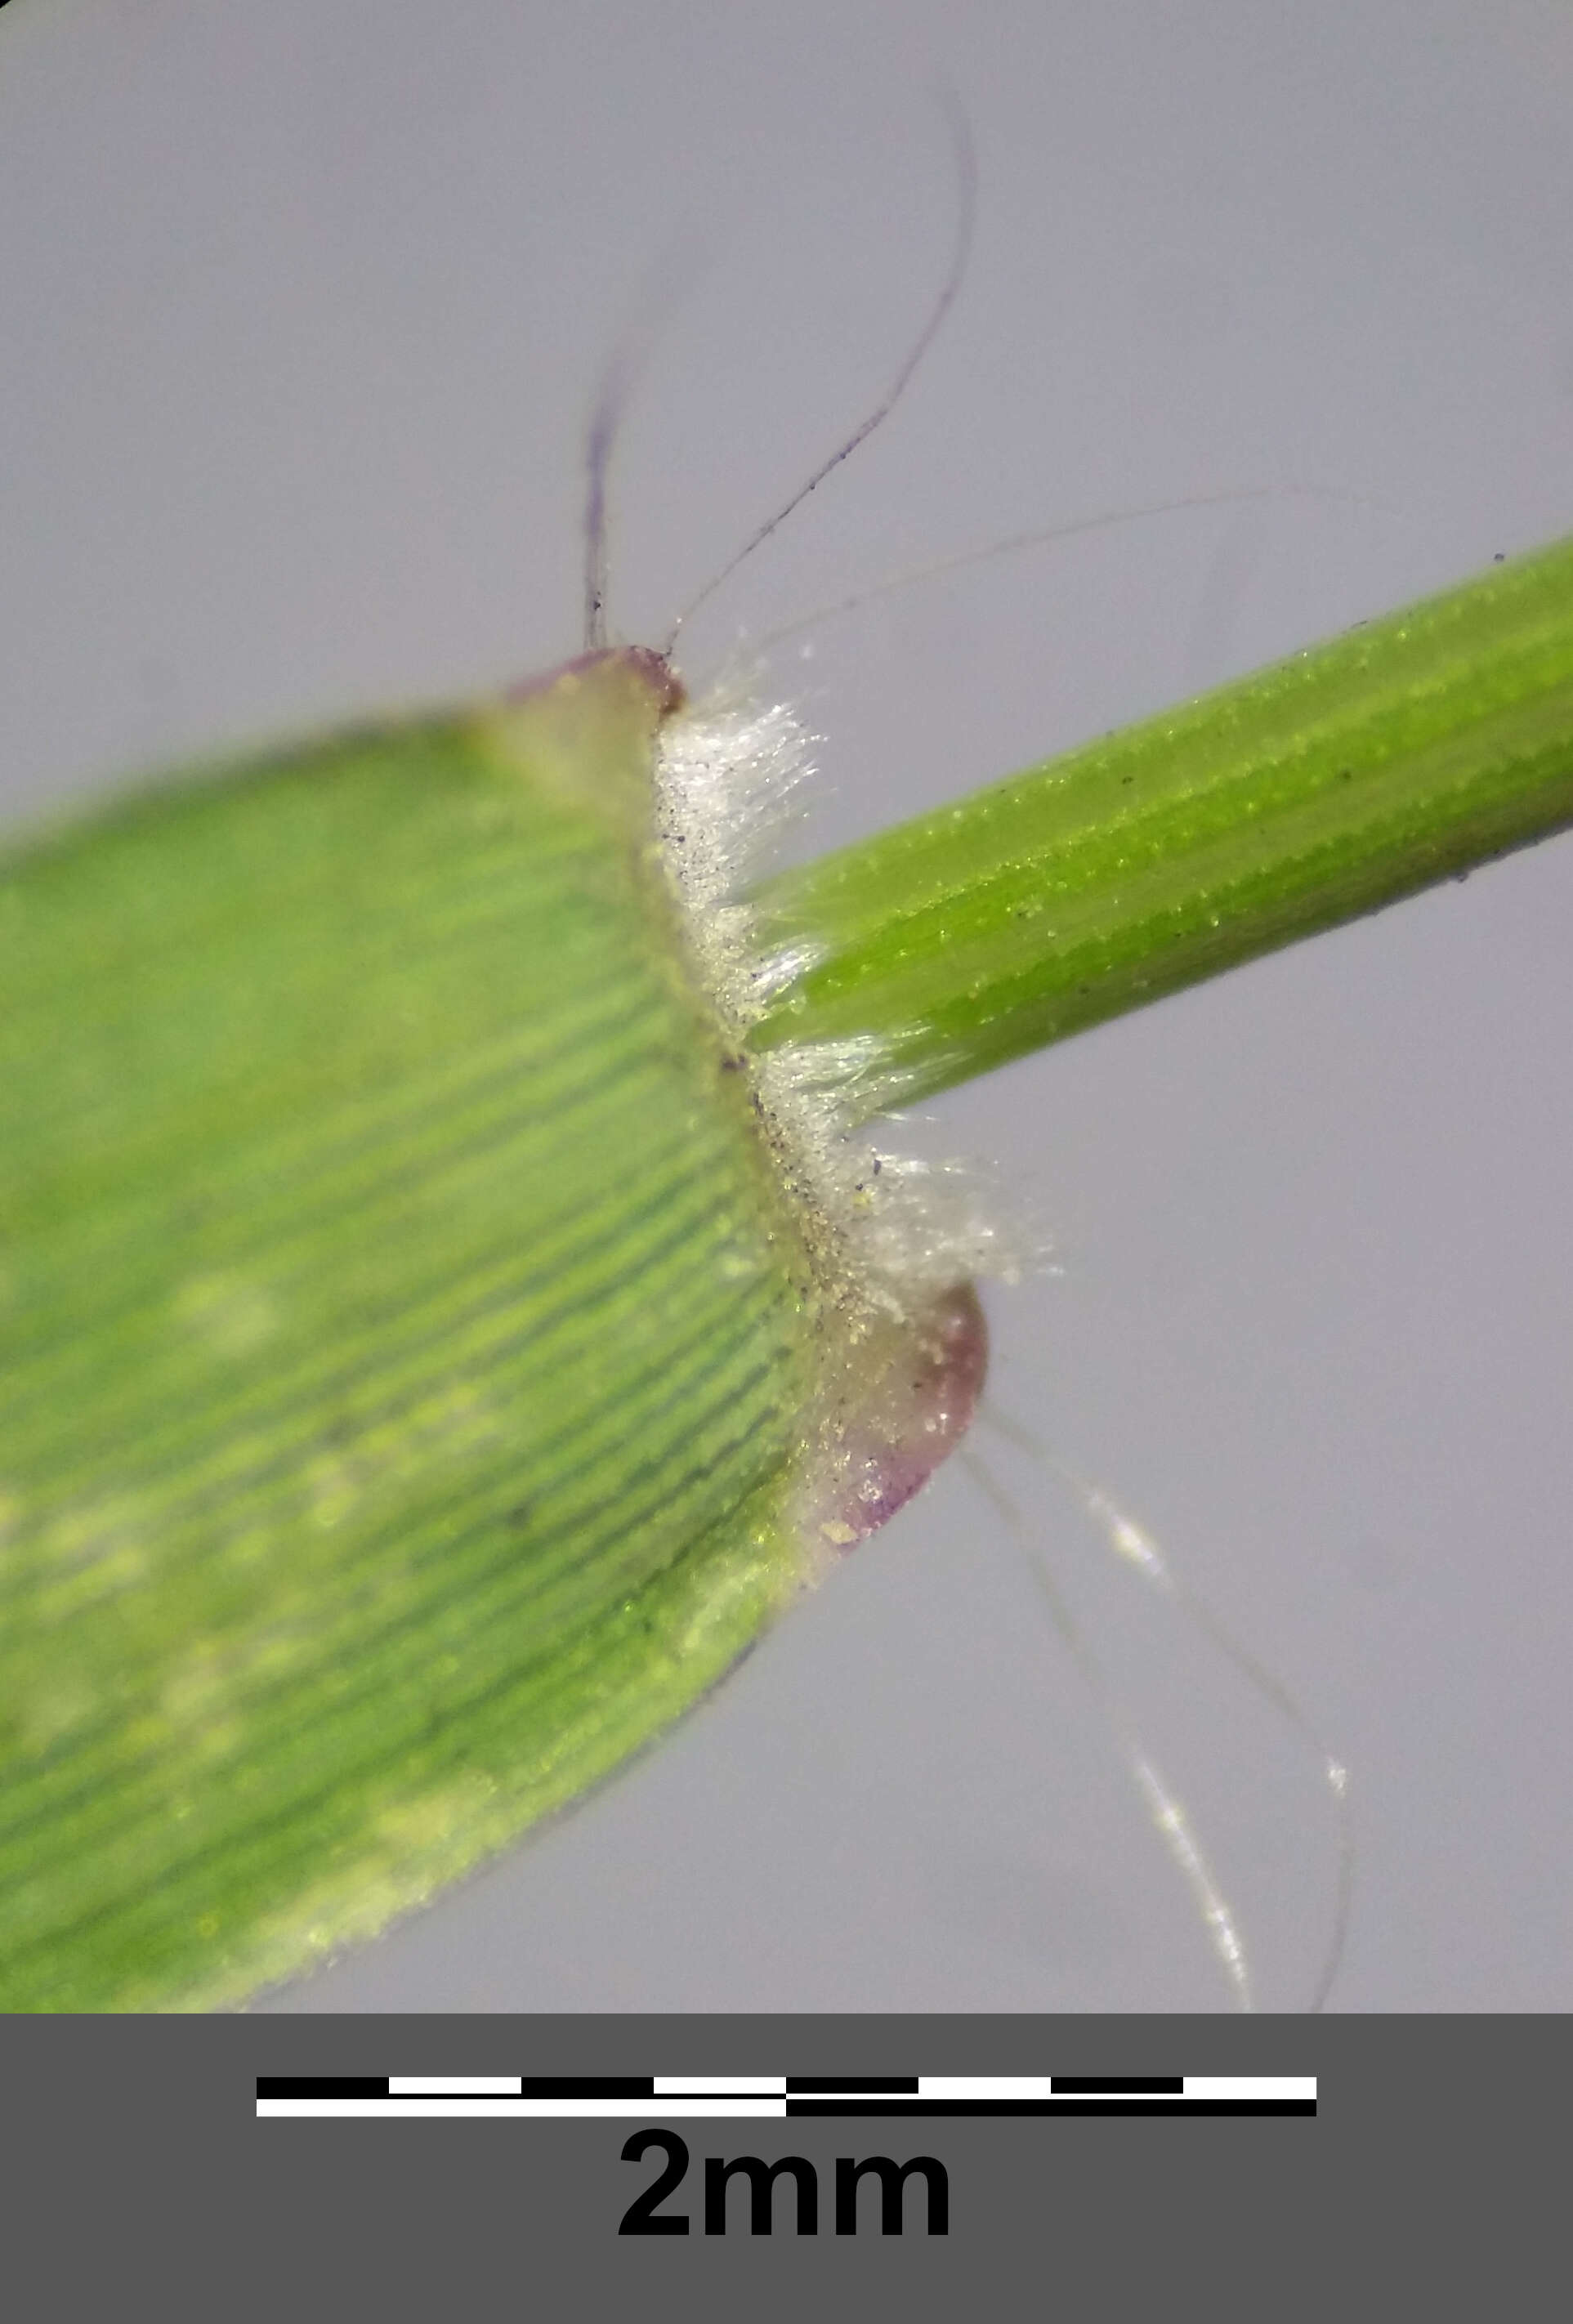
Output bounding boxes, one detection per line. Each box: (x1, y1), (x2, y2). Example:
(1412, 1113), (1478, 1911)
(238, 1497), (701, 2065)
(750, 532), (1573, 1113)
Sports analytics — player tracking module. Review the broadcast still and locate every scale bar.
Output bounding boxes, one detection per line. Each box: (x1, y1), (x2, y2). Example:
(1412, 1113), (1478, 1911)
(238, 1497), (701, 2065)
(257, 2075), (1314, 2120)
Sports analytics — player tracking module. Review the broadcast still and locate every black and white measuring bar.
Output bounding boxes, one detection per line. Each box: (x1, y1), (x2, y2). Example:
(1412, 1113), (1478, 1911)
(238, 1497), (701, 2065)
(257, 2076), (1314, 2119)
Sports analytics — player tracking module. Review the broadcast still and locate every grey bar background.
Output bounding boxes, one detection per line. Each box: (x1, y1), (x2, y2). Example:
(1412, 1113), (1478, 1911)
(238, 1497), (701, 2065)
(2, 0), (1569, 2013)
(20, 2018), (1473, 2318)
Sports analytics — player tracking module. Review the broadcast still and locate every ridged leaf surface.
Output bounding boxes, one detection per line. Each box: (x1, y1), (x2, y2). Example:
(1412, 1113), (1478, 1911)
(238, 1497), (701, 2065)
(0, 660), (816, 2009)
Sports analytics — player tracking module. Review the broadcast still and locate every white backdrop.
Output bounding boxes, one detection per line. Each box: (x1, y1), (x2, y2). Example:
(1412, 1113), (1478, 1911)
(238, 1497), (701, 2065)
(2, 0), (1571, 2011)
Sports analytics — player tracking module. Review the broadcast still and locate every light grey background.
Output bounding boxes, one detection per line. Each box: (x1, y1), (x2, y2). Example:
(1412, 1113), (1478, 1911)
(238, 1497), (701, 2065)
(3, 0), (1570, 2012)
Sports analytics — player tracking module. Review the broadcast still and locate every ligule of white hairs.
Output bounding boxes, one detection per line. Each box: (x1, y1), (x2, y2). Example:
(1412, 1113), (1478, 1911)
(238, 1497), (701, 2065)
(968, 1409), (1355, 2013)
(655, 680), (1038, 1305)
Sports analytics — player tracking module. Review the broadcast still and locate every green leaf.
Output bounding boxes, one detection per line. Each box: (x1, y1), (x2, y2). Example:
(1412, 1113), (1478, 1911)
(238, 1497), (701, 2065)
(0, 650), (978, 2009)
(6, 534), (1571, 2012)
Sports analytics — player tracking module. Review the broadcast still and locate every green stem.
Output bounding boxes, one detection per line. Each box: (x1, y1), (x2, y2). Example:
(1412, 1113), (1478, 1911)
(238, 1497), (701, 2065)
(750, 530), (1573, 1118)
